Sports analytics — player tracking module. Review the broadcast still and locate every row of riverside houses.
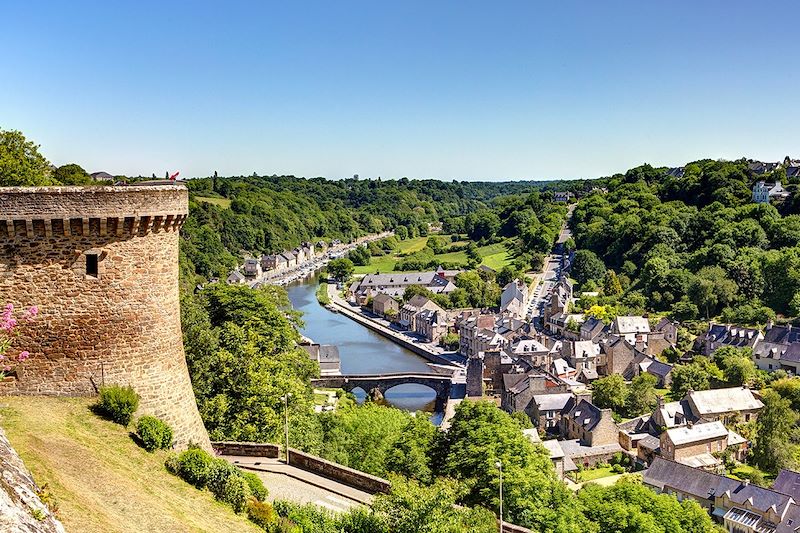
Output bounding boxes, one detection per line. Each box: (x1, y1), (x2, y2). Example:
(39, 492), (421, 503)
(694, 320), (800, 375)
(227, 240), (331, 284)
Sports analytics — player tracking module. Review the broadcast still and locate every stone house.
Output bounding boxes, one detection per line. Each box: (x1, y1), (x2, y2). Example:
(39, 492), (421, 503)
(658, 421), (734, 469)
(226, 270), (245, 284)
(280, 252), (297, 269)
(510, 337), (552, 367)
(754, 323), (800, 373)
(563, 340), (600, 383)
(457, 313), (500, 357)
(243, 258), (261, 278)
(685, 387), (763, 425)
(530, 392), (574, 432)
(644, 457), (800, 532)
(352, 271), (457, 300)
(560, 398), (618, 447)
(301, 344), (341, 376)
(598, 335), (636, 376)
(553, 191), (572, 202)
(500, 279), (528, 318)
(580, 317), (606, 341)
(415, 308), (448, 343)
(611, 316), (651, 345)
(399, 295), (440, 330)
(693, 323), (762, 357)
(261, 254), (279, 272)
(372, 293), (399, 318)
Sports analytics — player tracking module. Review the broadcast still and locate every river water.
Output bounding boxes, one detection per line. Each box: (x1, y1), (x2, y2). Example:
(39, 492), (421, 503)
(286, 274), (438, 413)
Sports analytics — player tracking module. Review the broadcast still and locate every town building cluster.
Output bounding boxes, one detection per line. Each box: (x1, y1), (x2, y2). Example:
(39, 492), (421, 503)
(227, 240), (331, 284)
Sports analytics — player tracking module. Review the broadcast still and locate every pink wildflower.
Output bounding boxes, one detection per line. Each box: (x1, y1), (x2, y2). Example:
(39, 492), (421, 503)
(2, 366), (10, 372)
(17, 351), (29, 361)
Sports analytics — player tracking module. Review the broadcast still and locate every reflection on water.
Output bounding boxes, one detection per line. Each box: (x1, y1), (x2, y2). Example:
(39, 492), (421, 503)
(286, 274), (439, 414)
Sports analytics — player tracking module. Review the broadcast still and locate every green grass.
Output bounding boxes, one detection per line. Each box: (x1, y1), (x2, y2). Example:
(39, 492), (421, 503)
(194, 196), (232, 208)
(575, 466), (617, 482)
(0, 397), (260, 533)
(353, 236), (515, 274)
(316, 282), (331, 305)
(729, 464), (775, 483)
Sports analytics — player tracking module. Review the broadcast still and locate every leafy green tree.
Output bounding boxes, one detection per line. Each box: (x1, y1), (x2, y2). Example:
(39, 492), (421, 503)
(752, 389), (800, 473)
(385, 415), (439, 484)
(327, 258), (355, 282)
(602, 270), (623, 297)
(714, 346), (759, 387)
(770, 377), (800, 411)
(571, 250), (606, 285)
(465, 210), (500, 241)
(591, 375), (627, 412)
(0, 128), (54, 186)
(53, 163), (92, 185)
(372, 476), (497, 533)
(624, 373), (658, 417)
(670, 362), (712, 399)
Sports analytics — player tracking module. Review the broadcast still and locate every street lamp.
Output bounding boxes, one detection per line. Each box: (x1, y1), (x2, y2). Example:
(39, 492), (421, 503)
(280, 393), (292, 464)
(496, 460), (503, 533)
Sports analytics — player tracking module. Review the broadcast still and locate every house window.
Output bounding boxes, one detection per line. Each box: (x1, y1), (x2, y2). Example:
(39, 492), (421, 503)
(86, 253), (99, 278)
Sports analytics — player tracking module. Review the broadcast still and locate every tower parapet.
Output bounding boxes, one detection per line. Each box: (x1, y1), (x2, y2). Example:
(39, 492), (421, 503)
(0, 185), (210, 449)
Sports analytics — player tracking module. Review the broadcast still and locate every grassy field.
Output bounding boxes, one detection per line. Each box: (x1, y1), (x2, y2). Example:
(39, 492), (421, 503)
(194, 196), (232, 208)
(353, 236), (515, 274)
(574, 465), (618, 482)
(0, 397), (260, 533)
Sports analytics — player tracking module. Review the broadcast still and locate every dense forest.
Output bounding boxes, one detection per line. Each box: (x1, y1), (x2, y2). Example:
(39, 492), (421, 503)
(570, 159), (800, 323)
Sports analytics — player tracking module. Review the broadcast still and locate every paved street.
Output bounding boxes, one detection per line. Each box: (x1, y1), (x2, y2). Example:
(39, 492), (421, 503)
(224, 455), (373, 512)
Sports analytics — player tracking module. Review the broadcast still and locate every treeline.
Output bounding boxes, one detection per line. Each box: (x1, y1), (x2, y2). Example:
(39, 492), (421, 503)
(571, 160), (800, 322)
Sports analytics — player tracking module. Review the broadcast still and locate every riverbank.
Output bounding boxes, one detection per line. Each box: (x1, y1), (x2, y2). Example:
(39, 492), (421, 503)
(324, 282), (464, 369)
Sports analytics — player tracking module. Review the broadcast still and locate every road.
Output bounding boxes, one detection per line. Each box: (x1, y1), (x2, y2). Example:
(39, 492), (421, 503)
(525, 204), (575, 325)
(224, 455), (372, 512)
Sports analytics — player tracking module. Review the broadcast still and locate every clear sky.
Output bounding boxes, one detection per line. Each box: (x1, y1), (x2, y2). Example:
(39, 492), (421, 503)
(2, 1), (799, 181)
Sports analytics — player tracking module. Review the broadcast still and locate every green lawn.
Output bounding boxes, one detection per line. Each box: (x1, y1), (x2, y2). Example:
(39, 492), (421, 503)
(194, 196), (232, 208)
(729, 464), (774, 484)
(575, 466), (617, 482)
(353, 237), (514, 275)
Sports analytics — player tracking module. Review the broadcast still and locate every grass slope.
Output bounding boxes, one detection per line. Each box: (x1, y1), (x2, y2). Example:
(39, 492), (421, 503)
(194, 196), (232, 208)
(0, 397), (260, 533)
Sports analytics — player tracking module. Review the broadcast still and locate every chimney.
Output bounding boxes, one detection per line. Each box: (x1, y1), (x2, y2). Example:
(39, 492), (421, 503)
(742, 479), (750, 486)
(657, 395), (665, 409)
(767, 318), (774, 331)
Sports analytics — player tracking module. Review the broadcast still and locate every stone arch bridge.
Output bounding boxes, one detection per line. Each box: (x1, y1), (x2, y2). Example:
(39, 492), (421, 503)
(311, 372), (452, 412)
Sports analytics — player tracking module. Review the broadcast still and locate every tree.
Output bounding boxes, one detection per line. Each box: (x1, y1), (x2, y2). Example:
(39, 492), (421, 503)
(571, 250), (606, 285)
(591, 375), (627, 412)
(0, 128), (54, 186)
(465, 210), (500, 241)
(771, 377), (800, 411)
(603, 270), (623, 297)
(327, 258), (354, 282)
(714, 346), (759, 387)
(670, 362), (712, 399)
(497, 265), (521, 288)
(624, 373), (658, 417)
(385, 415), (439, 483)
(752, 389), (799, 473)
(372, 476), (497, 533)
(53, 163), (92, 185)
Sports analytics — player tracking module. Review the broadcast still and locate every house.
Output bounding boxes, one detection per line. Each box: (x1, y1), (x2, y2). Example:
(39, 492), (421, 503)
(521, 430), (577, 479)
(293, 247), (307, 264)
(753, 180), (790, 203)
(457, 313), (501, 357)
(530, 392), (575, 431)
(280, 252), (297, 269)
(658, 421), (734, 469)
(684, 387), (763, 425)
(559, 397), (625, 467)
(754, 324), (800, 373)
(226, 270), (245, 284)
(543, 278), (573, 332)
(611, 316), (651, 345)
(500, 279), (528, 318)
(510, 337), (552, 367)
(243, 258), (262, 278)
(372, 294), (399, 318)
(694, 323), (763, 357)
(90, 171), (115, 182)
(634, 354), (673, 387)
(399, 295), (441, 330)
(773, 469), (800, 500)
(261, 254), (280, 272)
(598, 335), (636, 377)
(551, 358), (576, 380)
(352, 270), (458, 300)
(563, 340), (600, 383)
(580, 317), (606, 341)
(415, 307), (449, 343)
(501, 366), (571, 422)
(644, 457), (799, 532)
(301, 344), (341, 376)
(553, 191), (572, 203)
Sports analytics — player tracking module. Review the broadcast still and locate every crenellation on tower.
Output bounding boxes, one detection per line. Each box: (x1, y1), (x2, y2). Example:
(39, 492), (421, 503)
(0, 185), (210, 449)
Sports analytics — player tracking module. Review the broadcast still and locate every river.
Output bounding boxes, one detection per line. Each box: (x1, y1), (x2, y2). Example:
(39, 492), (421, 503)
(286, 274), (439, 414)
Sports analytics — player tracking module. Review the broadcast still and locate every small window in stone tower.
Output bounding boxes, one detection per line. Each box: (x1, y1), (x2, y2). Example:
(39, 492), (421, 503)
(86, 253), (99, 278)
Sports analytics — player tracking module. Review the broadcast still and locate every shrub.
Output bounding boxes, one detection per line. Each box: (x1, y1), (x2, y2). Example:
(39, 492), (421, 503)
(165, 453), (180, 475)
(242, 471), (268, 502)
(98, 385), (139, 425)
(611, 464), (625, 474)
(246, 499), (275, 528)
(207, 458), (240, 499)
(222, 475), (251, 513)
(136, 416), (173, 451)
(174, 448), (213, 488)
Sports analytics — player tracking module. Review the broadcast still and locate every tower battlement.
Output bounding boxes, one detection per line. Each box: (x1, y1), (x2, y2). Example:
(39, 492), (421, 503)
(0, 185), (210, 449)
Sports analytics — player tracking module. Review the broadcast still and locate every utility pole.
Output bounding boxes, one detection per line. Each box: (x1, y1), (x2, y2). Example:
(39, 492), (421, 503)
(280, 393), (292, 464)
(496, 460), (503, 533)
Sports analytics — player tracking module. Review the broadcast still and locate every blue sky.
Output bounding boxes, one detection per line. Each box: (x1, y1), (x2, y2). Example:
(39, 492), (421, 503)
(2, 1), (799, 180)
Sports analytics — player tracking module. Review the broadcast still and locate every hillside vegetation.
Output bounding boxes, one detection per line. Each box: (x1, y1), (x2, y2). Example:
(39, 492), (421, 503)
(0, 397), (261, 533)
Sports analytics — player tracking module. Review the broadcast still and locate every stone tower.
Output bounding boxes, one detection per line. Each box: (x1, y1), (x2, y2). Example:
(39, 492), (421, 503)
(0, 185), (210, 449)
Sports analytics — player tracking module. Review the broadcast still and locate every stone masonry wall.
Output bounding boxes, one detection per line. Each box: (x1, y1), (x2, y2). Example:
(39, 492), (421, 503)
(0, 186), (210, 449)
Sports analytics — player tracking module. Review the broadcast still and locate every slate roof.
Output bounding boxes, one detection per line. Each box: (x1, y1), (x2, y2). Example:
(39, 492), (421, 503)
(372, 293), (395, 305)
(765, 325), (800, 345)
(665, 421), (727, 446)
(564, 398), (604, 431)
(639, 357), (673, 379)
(774, 470), (800, 500)
(613, 316), (651, 335)
(533, 393), (574, 412)
(511, 338), (549, 354)
(686, 387), (763, 417)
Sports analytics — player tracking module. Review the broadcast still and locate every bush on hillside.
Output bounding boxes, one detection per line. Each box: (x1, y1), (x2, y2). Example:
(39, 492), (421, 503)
(242, 471), (268, 502)
(97, 385), (139, 425)
(136, 415), (173, 451)
(206, 457), (240, 498)
(222, 475), (251, 513)
(174, 448), (213, 488)
(246, 499), (275, 528)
